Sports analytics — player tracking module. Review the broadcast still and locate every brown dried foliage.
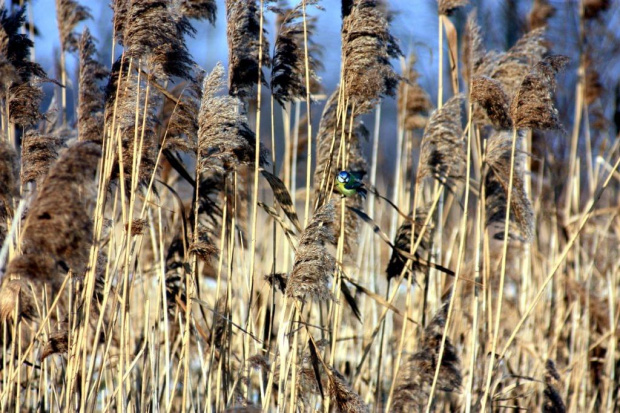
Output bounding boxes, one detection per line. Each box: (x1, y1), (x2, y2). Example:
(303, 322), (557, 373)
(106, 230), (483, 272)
(41, 322), (69, 360)
(583, 0), (611, 20)
(342, 0), (402, 114)
(161, 74), (203, 153)
(286, 200), (336, 302)
(510, 55), (569, 130)
(78, 28), (107, 144)
(462, 10), (485, 87)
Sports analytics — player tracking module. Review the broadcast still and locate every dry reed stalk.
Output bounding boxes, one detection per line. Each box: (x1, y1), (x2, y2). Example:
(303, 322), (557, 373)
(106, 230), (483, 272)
(0, 279), (36, 322)
(225, 0), (270, 99)
(77, 28), (107, 144)
(341, 0), (401, 114)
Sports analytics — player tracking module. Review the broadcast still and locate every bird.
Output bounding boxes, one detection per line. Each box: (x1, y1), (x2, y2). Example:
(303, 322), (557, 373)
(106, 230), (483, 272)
(335, 170), (367, 198)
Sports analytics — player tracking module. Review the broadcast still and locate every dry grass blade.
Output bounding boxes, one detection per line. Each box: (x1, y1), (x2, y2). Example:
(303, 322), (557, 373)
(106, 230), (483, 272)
(484, 131), (534, 242)
(77, 28), (107, 143)
(417, 94), (465, 187)
(342, 0), (402, 113)
(260, 169), (302, 232)
(225, 0), (270, 98)
(471, 76), (512, 130)
(510, 55), (569, 130)
(543, 359), (566, 413)
(286, 200), (336, 302)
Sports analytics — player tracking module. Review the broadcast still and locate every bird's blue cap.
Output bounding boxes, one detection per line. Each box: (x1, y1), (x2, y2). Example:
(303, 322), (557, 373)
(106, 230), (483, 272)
(337, 171), (350, 183)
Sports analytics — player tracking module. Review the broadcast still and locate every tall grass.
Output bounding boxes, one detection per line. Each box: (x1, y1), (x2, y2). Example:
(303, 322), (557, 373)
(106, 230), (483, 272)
(0, 0), (618, 411)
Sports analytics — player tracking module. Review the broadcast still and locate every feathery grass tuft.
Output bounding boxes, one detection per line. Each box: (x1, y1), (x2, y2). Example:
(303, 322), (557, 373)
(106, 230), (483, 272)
(56, 0), (91, 53)
(77, 28), (107, 143)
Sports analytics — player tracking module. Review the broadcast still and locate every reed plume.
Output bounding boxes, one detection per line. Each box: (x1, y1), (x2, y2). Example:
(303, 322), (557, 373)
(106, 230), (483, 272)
(0, 279), (37, 322)
(7, 142), (101, 289)
(55, 0), (91, 53)
(77, 28), (107, 144)
(271, 0), (321, 106)
(528, 0), (555, 31)
(543, 359), (566, 413)
(162, 73), (203, 153)
(112, 0), (130, 45)
(197, 63), (268, 175)
(392, 300), (462, 412)
(386, 208), (431, 280)
(181, 0), (217, 24)
(510, 55), (569, 130)
(399, 56), (433, 130)
(122, 0), (196, 81)
(225, 0), (270, 99)
(438, 0), (469, 16)
(461, 10), (485, 87)
(313, 90), (340, 201)
(20, 131), (62, 186)
(417, 94), (465, 187)
(286, 200), (336, 302)
(342, 0), (402, 113)
(0, 140), (18, 244)
(484, 130), (534, 242)
(470, 76), (512, 130)
(328, 368), (369, 413)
